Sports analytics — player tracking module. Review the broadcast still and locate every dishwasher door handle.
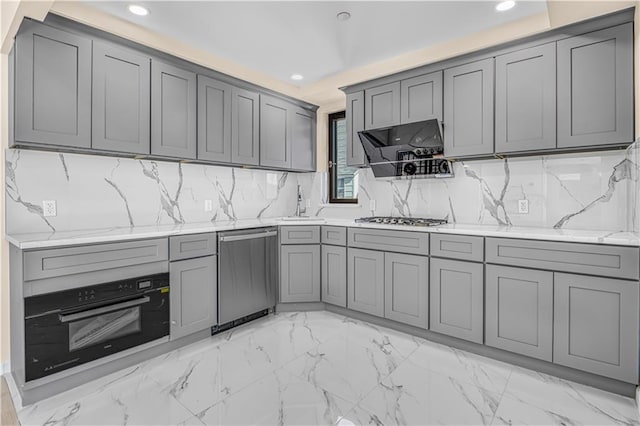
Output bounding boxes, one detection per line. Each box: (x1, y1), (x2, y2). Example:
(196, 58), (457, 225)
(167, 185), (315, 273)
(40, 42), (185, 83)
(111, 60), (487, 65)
(219, 230), (277, 242)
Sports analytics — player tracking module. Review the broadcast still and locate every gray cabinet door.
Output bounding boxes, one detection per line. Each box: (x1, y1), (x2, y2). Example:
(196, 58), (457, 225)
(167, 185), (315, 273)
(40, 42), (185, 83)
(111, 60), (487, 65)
(346, 91), (366, 167)
(260, 94), (291, 169)
(495, 43), (556, 153)
(364, 82), (401, 130)
(280, 244), (320, 302)
(384, 252), (429, 329)
(231, 87), (260, 166)
(151, 60), (197, 159)
(443, 58), (494, 158)
(348, 248), (385, 317)
(170, 256), (217, 340)
(197, 75), (232, 163)
(430, 258), (483, 343)
(485, 265), (553, 361)
(400, 71), (443, 124)
(291, 107), (316, 171)
(321, 245), (347, 307)
(554, 272), (639, 383)
(15, 20), (91, 148)
(557, 23), (633, 148)
(92, 42), (150, 155)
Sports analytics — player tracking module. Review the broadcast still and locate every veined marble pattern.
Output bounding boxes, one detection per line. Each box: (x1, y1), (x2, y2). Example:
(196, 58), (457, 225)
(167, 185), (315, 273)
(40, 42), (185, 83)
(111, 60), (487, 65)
(11, 311), (639, 426)
(7, 145), (640, 234)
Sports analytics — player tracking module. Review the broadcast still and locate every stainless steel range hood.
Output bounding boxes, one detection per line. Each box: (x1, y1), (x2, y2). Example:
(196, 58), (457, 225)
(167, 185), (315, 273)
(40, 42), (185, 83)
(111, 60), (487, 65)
(358, 119), (452, 179)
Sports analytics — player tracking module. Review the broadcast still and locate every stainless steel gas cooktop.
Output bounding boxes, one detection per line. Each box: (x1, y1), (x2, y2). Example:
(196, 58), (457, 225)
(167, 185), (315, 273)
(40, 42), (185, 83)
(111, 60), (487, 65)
(355, 217), (448, 227)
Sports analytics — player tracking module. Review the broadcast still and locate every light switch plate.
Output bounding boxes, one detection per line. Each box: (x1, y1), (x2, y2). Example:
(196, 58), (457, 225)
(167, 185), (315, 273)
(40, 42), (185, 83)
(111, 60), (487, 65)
(204, 199), (213, 212)
(369, 199), (376, 212)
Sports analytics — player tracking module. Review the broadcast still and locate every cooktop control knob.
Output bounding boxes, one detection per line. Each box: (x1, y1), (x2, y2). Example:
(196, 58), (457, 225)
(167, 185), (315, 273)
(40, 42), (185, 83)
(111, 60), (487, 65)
(403, 162), (417, 175)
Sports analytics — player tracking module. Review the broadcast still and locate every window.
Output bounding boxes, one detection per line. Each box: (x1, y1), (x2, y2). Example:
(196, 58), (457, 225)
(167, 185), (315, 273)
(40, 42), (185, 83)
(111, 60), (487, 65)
(328, 111), (358, 203)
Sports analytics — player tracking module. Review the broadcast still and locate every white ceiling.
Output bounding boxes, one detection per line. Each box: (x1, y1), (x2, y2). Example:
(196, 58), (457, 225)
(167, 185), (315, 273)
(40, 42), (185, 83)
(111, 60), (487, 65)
(86, 1), (548, 86)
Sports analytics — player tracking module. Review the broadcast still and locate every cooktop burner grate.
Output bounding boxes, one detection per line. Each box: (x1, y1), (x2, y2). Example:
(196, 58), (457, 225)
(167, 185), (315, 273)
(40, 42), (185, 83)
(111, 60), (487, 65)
(355, 217), (448, 227)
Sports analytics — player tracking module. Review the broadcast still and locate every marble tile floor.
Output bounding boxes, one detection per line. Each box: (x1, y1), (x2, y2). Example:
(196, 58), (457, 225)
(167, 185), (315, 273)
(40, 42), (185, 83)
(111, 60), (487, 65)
(6, 311), (640, 426)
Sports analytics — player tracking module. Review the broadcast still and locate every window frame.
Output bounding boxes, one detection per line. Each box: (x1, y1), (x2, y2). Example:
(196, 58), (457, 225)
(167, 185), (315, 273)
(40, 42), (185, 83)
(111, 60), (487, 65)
(328, 111), (358, 204)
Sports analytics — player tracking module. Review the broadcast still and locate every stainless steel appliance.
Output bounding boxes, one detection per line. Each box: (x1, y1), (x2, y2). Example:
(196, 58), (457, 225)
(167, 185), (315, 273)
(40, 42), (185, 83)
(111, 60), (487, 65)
(217, 227), (277, 326)
(24, 273), (169, 382)
(358, 119), (453, 179)
(355, 216), (448, 227)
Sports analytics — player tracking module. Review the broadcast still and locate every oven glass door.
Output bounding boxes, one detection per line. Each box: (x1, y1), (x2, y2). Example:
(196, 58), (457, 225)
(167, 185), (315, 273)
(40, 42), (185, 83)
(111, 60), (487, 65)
(25, 290), (169, 382)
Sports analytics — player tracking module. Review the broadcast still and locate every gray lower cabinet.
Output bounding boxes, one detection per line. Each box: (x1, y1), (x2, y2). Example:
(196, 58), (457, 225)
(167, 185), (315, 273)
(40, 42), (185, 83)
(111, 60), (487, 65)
(430, 258), (483, 343)
(169, 255), (217, 340)
(321, 245), (347, 307)
(151, 60), (197, 159)
(260, 94), (291, 169)
(231, 87), (260, 166)
(347, 248), (385, 316)
(92, 42), (150, 155)
(400, 71), (443, 124)
(197, 75), (232, 163)
(495, 43), (556, 154)
(291, 107), (316, 171)
(384, 252), (429, 329)
(485, 265), (553, 361)
(364, 82), (401, 130)
(443, 58), (495, 158)
(15, 20), (91, 149)
(346, 91), (366, 167)
(280, 244), (321, 302)
(557, 23), (633, 149)
(554, 272), (639, 383)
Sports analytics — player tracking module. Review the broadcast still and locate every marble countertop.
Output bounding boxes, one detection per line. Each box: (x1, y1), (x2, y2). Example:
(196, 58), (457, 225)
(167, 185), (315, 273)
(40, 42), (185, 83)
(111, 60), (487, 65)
(6, 218), (640, 249)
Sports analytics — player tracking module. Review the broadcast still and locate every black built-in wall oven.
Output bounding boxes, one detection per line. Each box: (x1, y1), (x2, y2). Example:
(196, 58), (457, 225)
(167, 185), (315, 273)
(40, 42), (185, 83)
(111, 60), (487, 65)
(24, 273), (169, 382)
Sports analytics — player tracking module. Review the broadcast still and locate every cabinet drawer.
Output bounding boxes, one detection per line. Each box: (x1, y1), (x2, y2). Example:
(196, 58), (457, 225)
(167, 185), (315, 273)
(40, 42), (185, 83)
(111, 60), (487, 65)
(348, 228), (428, 255)
(280, 226), (320, 244)
(24, 238), (168, 281)
(170, 233), (217, 261)
(321, 226), (346, 246)
(431, 234), (483, 262)
(486, 238), (639, 280)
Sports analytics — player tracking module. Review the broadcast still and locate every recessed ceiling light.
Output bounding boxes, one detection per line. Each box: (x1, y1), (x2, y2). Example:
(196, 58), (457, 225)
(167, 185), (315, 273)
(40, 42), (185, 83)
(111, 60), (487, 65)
(128, 4), (149, 16)
(495, 0), (515, 11)
(336, 11), (351, 21)
(290, 74), (304, 81)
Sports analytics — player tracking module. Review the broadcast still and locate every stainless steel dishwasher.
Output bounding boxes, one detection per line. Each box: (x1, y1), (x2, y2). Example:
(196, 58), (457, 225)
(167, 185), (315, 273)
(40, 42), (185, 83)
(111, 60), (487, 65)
(217, 227), (277, 326)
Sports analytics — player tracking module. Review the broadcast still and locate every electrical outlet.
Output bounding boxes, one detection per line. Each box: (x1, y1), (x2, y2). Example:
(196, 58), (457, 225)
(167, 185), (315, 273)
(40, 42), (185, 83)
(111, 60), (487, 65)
(518, 199), (529, 214)
(305, 199), (311, 208)
(369, 199), (376, 212)
(204, 199), (213, 212)
(42, 200), (57, 217)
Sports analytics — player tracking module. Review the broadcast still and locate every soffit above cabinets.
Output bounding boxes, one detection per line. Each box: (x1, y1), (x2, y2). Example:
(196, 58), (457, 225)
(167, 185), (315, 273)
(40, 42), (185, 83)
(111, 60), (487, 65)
(84, 1), (548, 86)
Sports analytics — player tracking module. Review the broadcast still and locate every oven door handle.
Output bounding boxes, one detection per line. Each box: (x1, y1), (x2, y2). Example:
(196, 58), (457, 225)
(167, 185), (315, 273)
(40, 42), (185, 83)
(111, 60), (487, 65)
(219, 230), (277, 242)
(59, 296), (151, 323)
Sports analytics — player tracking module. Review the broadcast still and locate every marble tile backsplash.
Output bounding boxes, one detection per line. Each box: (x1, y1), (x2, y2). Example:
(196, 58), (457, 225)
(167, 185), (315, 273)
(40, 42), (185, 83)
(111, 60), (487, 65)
(5, 145), (639, 234)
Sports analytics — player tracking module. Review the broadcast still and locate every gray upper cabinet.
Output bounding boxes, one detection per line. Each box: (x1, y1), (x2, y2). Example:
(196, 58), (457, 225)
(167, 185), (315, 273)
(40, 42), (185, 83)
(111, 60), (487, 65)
(495, 43), (556, 154)
(346, 91), (366, 167)
(321, 245), (347, 307)
(364, 82), (401, 130)
(347, 248), (385, 317)
(260, 94), (291, 169)
(443, 58), (494, 158)
(197, 75), (232, 163)
(280, 244), (321, 303)
(557, 23), (633, 149)
(170, 255), (217, 340)
(384, 253), (429, 329)
(554, 273), (639, 383)
(151, 60), (197, 159)
(15, 20), (91, 149)
(430, 258), (483, 343)
(400, 71), (443, 124)
(231, 87), (260, 166)
(291, 107), (316, 171)
(485, 265), (553, 361)
(92, 42), (150, 155)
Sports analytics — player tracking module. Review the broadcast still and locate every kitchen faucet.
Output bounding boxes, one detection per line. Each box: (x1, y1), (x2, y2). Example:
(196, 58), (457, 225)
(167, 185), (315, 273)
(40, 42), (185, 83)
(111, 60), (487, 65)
(295, 185), (306, 217)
